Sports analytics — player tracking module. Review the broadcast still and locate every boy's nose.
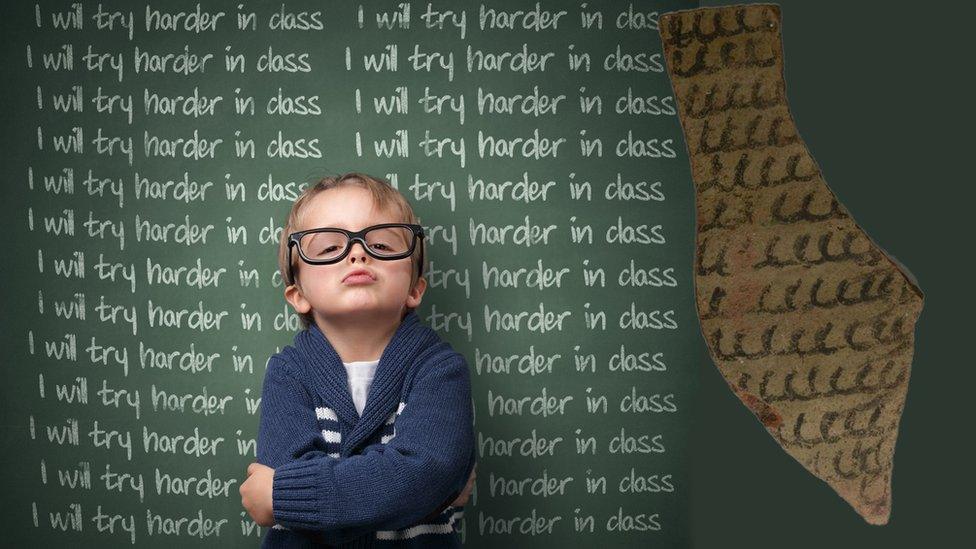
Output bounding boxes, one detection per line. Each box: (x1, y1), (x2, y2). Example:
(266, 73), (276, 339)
(347, 241), (370, 260)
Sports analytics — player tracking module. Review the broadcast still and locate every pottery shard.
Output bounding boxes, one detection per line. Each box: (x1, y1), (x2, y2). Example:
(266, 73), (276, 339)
(658, 4), (924, 525)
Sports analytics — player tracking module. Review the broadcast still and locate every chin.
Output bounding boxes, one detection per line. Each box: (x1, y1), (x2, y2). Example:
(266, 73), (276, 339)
(333, 301), (396, 315)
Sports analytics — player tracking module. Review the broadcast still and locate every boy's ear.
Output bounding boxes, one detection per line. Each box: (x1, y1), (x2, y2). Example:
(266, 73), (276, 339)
(405, 276), (427, 309)
(284, 283), (312, 315)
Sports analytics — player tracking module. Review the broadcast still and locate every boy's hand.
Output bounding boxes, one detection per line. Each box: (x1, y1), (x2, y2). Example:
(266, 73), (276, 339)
(240, 462), (276, 527)
(450, 463), (477, 507)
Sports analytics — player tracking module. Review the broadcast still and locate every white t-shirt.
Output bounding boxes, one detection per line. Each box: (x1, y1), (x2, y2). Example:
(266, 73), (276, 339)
(342, 359), (380, 417)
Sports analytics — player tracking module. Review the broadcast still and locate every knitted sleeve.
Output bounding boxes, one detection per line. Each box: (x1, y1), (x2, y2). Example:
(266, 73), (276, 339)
(259, 359), (384, 545)
(270, 355), (475, 534)
(256, 358), (333, 468)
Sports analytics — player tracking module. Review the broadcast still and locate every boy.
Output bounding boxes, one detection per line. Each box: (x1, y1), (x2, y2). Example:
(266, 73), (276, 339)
(240, 173), (477, 547)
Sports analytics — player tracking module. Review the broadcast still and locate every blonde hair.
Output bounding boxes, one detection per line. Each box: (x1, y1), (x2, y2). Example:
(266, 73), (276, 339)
(277, 172), (425, 331)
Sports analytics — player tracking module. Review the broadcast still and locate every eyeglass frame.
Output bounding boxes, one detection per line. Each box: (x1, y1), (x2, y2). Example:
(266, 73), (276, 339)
(286, 223), (425, 286)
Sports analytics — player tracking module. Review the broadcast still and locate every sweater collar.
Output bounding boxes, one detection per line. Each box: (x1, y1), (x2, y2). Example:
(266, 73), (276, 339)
(295, 310), (441, 455)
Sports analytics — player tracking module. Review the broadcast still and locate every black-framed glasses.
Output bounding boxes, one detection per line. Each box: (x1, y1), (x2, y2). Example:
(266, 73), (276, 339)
(287, 223), (425, 285)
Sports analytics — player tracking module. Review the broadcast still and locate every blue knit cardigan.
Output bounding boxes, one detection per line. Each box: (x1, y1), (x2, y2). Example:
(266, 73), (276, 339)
(256, 310), (476, 548)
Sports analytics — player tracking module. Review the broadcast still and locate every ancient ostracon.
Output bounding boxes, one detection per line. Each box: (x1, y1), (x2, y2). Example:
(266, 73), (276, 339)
(658, 4), (925, 524)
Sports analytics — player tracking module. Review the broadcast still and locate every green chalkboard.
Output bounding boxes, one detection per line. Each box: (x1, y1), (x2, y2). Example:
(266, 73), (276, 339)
(0, 0), (701, 546)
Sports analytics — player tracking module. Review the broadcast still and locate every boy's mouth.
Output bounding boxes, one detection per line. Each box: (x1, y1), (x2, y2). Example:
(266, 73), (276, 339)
(343, 269), (376, 284)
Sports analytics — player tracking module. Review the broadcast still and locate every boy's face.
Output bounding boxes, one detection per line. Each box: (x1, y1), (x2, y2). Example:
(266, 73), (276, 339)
(284, 186), (426, 326)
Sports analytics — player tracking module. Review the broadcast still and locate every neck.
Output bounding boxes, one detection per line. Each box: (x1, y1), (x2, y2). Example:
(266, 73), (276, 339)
(313, 310), (403, 363)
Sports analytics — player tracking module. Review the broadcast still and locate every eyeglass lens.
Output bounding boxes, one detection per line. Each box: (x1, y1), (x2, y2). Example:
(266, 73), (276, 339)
(299, 227), (413, 261)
